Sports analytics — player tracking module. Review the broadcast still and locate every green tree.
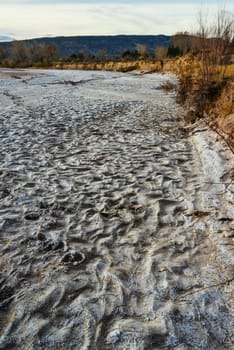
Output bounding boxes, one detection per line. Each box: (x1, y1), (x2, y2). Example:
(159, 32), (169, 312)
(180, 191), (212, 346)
(167, 46), (181, 57)
(121, 50), (139, 60)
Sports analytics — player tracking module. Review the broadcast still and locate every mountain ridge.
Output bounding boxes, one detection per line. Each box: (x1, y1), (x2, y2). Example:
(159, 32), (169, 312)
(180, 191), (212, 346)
(0, 34), (171, 58)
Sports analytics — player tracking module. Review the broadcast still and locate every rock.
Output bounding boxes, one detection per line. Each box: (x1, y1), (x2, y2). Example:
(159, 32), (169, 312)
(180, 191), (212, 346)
(41, 239), (64, 251)
(61, 250), (85, 264)
(24, 211), (41, 221)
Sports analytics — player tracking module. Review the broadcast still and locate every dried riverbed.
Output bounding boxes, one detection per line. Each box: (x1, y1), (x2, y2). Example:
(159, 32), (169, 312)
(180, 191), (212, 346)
(0, 69), (233, 349)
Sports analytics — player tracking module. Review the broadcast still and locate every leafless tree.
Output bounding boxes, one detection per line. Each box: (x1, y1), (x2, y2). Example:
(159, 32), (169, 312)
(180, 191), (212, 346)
(0, 47), (7, 64)
(11, 41), (29, 64)
(42, 44), (58, 65)
(96, 48), (107, 62)
(136, 44), (148, 58)
(172, 32), (194, 54)
(194, 7), (234, 84)
(154, 46), (167, 60)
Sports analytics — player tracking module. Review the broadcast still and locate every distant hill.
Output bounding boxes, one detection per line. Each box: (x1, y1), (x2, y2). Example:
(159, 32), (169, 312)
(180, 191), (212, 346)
(0, 35), (171, 58)
(0, 35), (14, 42)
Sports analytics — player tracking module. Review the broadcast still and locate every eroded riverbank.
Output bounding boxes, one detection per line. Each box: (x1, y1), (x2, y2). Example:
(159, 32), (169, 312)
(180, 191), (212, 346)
(0, 69), (233, 349)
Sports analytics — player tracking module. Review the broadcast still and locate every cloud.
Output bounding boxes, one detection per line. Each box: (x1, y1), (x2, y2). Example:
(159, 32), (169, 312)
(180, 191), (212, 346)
(2, 0), (234, 4)
(0, 1), (233, 39)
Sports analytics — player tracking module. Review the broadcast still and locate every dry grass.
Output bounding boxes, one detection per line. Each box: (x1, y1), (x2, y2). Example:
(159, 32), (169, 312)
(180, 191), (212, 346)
(53, 60), (162, 73)
(224, 64), (234, 78)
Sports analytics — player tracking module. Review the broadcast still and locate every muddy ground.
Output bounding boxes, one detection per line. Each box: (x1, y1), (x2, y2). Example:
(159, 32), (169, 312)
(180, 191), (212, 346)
(0, 69), (233, 349)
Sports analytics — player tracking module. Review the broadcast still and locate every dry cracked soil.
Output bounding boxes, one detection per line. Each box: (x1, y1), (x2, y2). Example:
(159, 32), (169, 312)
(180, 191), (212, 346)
(0, 68), (233, 350)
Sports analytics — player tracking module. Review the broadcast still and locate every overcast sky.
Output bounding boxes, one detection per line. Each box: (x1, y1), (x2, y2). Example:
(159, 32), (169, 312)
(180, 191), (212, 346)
(0, 0), (233, 40)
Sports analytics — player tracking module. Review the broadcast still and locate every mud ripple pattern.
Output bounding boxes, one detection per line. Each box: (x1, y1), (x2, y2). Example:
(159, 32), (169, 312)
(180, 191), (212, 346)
(0, 69), (233, 349)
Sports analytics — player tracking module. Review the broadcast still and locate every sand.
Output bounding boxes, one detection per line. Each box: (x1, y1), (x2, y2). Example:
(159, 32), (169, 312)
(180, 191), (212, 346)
(0, 68), (233, 349)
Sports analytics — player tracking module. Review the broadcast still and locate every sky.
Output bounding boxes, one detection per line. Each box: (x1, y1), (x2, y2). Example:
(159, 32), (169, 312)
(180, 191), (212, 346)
(0, 0), (233, 40)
